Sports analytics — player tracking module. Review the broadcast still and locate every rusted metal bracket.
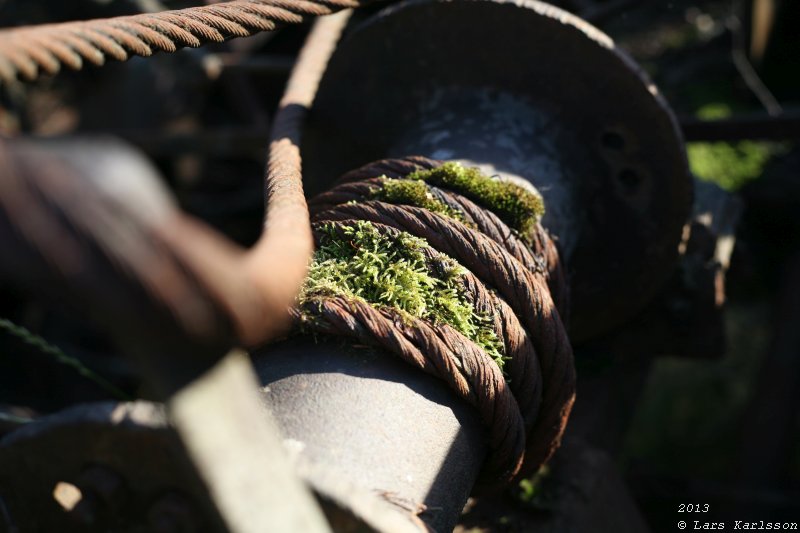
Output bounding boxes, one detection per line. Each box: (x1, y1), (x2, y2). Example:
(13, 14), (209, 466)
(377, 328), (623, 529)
(0, 139), (330, 532)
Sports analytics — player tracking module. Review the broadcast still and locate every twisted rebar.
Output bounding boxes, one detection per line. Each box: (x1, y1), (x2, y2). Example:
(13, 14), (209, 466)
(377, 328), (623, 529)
(0, 0), (360, 85)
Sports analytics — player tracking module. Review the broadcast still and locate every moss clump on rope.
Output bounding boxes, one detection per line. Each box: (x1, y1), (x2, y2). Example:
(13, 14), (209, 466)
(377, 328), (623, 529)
(300, 221), (506, 369)
(407, 162), (545, 242)
(372, 178), (465, 222)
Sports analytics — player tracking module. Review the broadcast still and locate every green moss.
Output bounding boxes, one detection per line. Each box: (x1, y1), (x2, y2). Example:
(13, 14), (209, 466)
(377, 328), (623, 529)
(407, 162), (544, 242)
(695, 102), (733, 120)
(688, 141), (778, 191)
(517, 465), (555, 510)
(300, 221), (506, 369)
(373, 178), (465, 222)
(687, 103), (788, 191)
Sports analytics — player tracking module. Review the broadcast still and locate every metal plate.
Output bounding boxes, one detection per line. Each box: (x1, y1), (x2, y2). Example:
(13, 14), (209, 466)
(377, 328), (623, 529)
(303, 0), (692, 340)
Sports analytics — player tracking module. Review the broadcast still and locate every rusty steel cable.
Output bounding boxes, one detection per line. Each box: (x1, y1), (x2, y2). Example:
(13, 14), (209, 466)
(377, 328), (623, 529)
(259, 4), (574, 480)
(315, 166), (569, 319)
(242, 9), (352, 346)
(0, 0), (360, 85)
(268, 18), (576, 477)
(295, 156), (576, 488)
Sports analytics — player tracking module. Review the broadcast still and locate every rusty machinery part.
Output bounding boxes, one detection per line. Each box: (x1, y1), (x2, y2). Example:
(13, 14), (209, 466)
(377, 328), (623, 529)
(0, 398), (432, 532)
(294, 156), (575, 489)
(0, 402), (229, 532)
(0, 137), (245, 394)
(0, 0), (362, 85)
(302, 0), (693, 341)
(0, 138), (265, 394)
(0, 133), (286, 394)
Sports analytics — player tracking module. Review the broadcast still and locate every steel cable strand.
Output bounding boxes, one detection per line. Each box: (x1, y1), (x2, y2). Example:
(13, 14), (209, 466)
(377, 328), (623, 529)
(317, 201), (574, 478)
(0, 0), (361, 85)
(293, 221), (529, 486)
(364, 220), (544, 431)
(456, 266), (543, 429)
(297, 162), (576, 485)
(239, 10), (351, 345)
(309, 173), (569, 318)
(332, 156), (569, 318)
(295, 295), (526, 486)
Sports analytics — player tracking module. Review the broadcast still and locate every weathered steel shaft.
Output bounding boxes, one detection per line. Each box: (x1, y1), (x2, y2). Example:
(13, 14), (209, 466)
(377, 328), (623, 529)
(254, 338), (486, 532)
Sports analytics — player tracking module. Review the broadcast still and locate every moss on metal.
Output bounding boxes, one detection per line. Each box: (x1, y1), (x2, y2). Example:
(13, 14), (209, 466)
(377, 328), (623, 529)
(300, 221), (506, 368)
(407, 162), (545, 242)
(372, 178), (465, 222)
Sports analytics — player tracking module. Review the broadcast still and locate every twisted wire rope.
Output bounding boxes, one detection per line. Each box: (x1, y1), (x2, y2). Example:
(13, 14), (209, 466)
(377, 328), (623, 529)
(0, 0), (361, 85)
(297, 157), (576, 487)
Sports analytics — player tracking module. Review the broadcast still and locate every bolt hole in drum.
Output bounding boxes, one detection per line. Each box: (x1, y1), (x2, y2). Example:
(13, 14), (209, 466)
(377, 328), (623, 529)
(601, 130), (626, 151)
(618, 167), (643, 194)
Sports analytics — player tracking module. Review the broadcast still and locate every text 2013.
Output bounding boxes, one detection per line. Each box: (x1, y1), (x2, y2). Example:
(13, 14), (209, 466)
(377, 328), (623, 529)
(679, 504), (710, 513)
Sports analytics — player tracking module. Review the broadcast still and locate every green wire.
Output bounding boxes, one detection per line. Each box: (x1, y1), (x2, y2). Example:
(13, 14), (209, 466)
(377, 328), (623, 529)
(0, 318), (131, 401)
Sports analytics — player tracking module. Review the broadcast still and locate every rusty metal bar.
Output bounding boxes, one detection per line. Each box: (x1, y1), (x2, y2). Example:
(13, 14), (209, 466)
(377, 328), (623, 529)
(680, 110), (800, 141)
(0, 138), (330, 532)
(203, 53), (297, 77)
